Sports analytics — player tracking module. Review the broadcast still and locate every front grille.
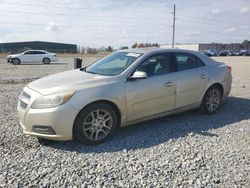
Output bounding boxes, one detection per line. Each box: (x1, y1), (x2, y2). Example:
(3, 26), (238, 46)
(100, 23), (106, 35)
(22, 91), (31, 100)
(19, 90), (31, 110)
(20, 101), (28, 109)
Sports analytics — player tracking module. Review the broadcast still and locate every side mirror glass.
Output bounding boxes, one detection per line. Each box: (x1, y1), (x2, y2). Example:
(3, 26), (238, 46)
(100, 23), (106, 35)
(129, 71), (147, 80)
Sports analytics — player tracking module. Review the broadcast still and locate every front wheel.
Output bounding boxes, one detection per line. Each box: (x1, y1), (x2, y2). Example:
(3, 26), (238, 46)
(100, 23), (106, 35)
(12, 58), (21, 65)
(73, 103), (118, 145)
(199, 86), (222, 114)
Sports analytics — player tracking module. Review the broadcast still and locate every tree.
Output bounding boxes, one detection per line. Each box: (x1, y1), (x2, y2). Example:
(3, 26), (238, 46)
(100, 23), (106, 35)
(242, 40), (250, 49)
(120, 46), (129, 50)
(106, 46), (113, 52)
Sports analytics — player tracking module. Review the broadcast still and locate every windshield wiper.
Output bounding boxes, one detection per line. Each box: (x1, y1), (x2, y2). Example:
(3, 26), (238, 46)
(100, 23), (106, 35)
(85, 70), (97, 74)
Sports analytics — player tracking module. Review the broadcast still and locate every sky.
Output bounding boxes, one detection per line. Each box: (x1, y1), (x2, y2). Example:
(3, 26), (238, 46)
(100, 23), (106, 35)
(0, 0), (249, 48)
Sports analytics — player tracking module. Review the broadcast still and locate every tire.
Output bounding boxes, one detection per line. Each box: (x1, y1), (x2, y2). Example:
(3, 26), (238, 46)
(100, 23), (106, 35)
(199, 85), (223, 114)
(73, 102), (118, 145)
(12, 58), (21, 65)
(43, 58), (51, 64)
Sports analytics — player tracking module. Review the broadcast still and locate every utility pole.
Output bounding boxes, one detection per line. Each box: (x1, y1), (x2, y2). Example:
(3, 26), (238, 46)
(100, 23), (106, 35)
(172, 4), (176, 48)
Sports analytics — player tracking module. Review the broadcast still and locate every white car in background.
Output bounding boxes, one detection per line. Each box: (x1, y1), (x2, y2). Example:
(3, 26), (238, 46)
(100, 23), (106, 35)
(7, 50), (57, 65)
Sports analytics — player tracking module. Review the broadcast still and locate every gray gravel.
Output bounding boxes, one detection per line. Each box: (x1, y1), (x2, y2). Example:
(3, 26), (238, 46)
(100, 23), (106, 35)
(0, 56), (250, 187)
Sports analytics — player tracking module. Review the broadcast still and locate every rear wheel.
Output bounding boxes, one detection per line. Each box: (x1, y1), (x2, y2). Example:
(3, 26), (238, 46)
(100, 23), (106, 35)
(199, 85), (222, 114)
(43, 58), (51, 64)
(73, 103), (118, 145)
(12, 58), (21, 65)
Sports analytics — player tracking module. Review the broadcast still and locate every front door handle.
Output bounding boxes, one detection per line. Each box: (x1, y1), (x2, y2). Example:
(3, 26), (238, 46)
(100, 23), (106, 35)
(165, 81), (174, 87)
(200, 75), (208, 79)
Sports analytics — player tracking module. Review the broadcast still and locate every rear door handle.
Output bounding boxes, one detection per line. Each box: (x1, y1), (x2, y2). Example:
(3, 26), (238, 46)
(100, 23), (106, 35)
(165, 81), (174, 87)
(200, 75), (208, 79)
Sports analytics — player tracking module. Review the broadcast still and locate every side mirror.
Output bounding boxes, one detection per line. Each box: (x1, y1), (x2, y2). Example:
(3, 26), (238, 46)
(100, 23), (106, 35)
(129, 71), (147, 80)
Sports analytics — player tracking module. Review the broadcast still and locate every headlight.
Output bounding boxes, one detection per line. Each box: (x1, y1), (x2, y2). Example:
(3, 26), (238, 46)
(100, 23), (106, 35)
(31, 91), (75, 109)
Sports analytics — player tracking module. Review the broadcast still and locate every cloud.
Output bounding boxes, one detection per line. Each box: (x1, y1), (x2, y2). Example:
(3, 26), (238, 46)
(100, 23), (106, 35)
(184, 31), (200, 36)
(241, 25), (249, 29)
(221, 27), (236, 34)
(211, 8), (221, 15)
(46, 22), (59, 32)
(239, 7), (250, 13)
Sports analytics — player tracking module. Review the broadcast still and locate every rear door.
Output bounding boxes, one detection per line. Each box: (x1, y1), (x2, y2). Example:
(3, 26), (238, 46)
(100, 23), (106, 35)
(32, 51), (47, 62)
(174, 52), (209, 108)
(125, 53), (177, 122)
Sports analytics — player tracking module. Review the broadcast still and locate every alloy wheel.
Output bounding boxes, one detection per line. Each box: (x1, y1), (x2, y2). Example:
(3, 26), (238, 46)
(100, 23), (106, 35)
(205, 89), (221, 112)
(83, 109), (113, 141)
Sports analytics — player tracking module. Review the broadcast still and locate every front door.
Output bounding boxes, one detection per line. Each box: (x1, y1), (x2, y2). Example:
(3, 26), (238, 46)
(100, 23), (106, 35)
(125, 53), (177, 122)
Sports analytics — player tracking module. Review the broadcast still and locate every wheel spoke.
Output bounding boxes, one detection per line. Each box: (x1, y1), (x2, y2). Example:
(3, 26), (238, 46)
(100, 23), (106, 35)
(104, 117), (112, 123)
(103, 124), (111, 130)
(96, 110), (100, 118)
(83, 126), (93, 131)
(91, 112), (95, 120)
(95, 130), (100, 140)
(103, 112), (109, 118)
(100, 129), (108, 135)
(89, 130), (95, 139)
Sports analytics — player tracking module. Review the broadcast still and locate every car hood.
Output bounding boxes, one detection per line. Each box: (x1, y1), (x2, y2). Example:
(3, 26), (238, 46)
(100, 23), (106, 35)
(28, 69), (113, 95)
(8, 53), (22, 58)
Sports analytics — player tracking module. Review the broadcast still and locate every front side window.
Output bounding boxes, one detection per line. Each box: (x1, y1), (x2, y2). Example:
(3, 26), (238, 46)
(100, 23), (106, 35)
(85, 52), (141, 76)
(24, 51), (33, 55)
(175, 53), (205, 71)
(136, 53), (175, 77)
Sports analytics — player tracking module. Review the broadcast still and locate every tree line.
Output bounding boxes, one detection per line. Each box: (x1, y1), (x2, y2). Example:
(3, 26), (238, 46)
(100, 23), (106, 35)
(77, 42), (160, 54)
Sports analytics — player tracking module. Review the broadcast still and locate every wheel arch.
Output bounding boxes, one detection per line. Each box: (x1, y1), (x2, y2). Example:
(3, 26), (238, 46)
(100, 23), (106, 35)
(72, 100), (122, 137)
(208, 83), (224, 96)
(11, 57), (21, 64)
(43, 57), (51, 62)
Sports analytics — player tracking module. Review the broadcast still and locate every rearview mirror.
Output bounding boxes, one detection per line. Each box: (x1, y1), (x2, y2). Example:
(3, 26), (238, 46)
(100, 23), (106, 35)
(129, 71), (147, 80)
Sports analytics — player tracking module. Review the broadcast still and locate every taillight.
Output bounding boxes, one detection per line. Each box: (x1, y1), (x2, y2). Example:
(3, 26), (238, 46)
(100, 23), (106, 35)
(227, 65), (232, 72)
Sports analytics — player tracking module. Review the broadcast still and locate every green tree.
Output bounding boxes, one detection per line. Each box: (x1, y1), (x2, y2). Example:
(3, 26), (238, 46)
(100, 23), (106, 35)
(120, 46), (129, 50)
(106, 46), (113, 52)
(242, 40), (250, 49)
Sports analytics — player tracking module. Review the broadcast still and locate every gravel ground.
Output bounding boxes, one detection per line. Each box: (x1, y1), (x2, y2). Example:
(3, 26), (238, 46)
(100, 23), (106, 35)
(0, 55), (250, 187)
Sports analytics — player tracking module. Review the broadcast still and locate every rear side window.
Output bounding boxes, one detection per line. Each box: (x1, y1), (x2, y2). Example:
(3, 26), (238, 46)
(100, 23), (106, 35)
(175, 53), (205, 71)
(33, 51), (46, 54)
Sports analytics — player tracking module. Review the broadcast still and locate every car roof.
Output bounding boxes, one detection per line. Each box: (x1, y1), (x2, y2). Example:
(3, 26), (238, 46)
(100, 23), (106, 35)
(25, 50), (47, 52)
(118, 47), (201, 55)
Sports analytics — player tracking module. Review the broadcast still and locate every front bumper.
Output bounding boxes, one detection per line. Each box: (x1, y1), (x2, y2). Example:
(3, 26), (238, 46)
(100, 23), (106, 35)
(17, 87), (78, 141)
(7, 57), (11, 63)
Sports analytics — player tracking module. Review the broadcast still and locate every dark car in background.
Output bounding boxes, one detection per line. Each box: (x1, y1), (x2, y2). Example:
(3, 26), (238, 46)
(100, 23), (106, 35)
(235, 50), (250, 56)
(201, 50), (218, 57)
(219, 50), (235, 56)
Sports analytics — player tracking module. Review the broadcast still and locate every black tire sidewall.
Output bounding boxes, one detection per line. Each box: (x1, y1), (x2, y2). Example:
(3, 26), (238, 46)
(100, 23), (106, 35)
(73, 103), (118, 145)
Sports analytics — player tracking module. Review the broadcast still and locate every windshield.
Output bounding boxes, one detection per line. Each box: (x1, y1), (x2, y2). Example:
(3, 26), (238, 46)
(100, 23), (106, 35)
(85, 52), (141, 76)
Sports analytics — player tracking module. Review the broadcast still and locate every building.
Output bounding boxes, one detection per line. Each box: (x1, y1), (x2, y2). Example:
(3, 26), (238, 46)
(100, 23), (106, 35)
(0, 41), (77, 53)
(160, 44), (199, 51)
(161, 43), (249, 51)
